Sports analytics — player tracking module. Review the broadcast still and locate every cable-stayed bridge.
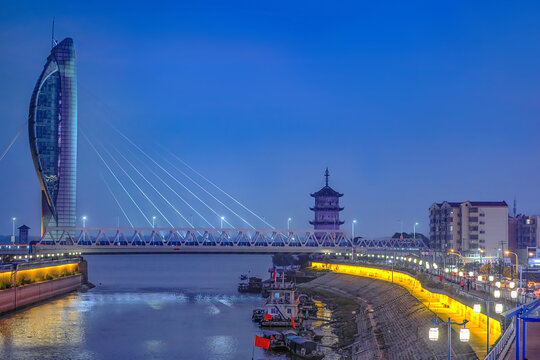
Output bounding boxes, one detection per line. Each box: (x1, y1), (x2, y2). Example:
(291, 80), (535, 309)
(2, 89), (429, 256)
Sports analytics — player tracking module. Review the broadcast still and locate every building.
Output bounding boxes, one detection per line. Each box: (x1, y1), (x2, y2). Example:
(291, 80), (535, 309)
(429, 201), (508, 258)
(309, 168), (344, 230)
(18, 225), (30, 245)
(508, 215), (540, 265)
(28, 38), (78, 236)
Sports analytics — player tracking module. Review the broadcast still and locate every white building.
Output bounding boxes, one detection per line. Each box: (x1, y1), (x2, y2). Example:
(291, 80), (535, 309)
(430, 201), (508, 258)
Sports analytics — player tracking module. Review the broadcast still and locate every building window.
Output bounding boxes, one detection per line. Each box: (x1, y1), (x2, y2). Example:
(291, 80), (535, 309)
(479, 213), (485, 217)
(469, 217), (478, 222)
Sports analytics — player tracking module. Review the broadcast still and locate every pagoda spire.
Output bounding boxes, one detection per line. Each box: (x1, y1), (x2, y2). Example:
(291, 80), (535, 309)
(325, 167), (329, 186)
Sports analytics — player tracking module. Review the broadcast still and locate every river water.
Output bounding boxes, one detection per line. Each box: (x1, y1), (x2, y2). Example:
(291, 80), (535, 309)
(0, 254), (338, 360)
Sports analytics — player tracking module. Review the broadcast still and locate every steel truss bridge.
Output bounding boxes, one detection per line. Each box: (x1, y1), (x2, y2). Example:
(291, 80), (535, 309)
(21, 227), (428, 254)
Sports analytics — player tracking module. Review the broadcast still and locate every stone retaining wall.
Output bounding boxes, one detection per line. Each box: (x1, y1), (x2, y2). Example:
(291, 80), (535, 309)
(0, 274), (82, 314)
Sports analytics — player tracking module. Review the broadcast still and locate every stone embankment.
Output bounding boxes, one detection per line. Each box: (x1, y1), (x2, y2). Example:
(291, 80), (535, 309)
(0, 259), (88, 315)
(301, 272), (478, 360)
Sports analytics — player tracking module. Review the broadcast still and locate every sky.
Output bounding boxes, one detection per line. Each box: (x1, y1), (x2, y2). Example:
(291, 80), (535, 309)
(1, 1), (539, 237)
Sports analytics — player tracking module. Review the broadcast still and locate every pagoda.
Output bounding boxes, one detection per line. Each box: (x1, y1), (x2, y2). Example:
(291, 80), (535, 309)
(309, 168), (344, 230)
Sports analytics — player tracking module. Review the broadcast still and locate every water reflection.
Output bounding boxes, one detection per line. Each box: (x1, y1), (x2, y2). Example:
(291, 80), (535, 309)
(0, 255), (340, 360)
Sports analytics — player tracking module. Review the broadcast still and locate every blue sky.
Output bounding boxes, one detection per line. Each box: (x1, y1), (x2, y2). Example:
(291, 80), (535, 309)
(1, 1), (539, 237)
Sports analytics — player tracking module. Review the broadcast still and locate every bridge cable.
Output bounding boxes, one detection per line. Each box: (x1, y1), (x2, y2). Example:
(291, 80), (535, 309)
(111, 145), (196, 228)
(0, 121), (27, 161)
(165, 150), (276, 229)
(111, 125), (235, 228)
(101, 174), (135, 228)
(97, 141), (175, 227)
(81, 130), (153, 227)
(119, 146), (211, 228)
(161, 156), (256, 229)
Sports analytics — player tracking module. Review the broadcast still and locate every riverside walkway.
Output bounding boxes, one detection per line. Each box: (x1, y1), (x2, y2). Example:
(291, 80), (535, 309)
(311, 262), (501, 359)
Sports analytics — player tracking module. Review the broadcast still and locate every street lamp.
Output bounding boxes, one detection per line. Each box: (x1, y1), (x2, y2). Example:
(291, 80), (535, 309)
(152, 216), (156, 228)
(413, 222), (419, 239)
(429, 317), (469, 359)
(351, 220), (357, 261)
(504, 250), (519, 282)
(473, 301), (500, 354)
(220, 216), (225, 229)
(82, 216), (87, 242)
(11, 217), (16, 244)
(287, 217), (292, 231)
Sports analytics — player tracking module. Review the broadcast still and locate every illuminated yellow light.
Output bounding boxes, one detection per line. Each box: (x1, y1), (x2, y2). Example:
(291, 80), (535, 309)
(433, 263), (438, 269)
(494, 290), (501, 298)
(459, 271), (463, 277)
(495, 282), (501, 288)
(469, 272), (474, 277)
(489, 276), (494, 282)
(445, 268), (449, 273)
(495, 304), (503, 314)
(511, 290), (517, 299)
(509, 282), (515, 289)
(310, 261), (501, 356)
(414, 259), (417, 263)
(478, 276), (483, 281)
(473, 304), (481, 313)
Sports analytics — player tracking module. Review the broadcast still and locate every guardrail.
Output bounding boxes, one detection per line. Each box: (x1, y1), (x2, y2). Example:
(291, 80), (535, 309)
(484, 318), (515, 360)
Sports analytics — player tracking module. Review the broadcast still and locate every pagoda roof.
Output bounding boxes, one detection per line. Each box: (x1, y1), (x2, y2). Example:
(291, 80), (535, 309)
(18, 225), (30, 230)
(310, 206), (344, 211)
(310, 185), (343, 198)
(309, 220), (345, 225)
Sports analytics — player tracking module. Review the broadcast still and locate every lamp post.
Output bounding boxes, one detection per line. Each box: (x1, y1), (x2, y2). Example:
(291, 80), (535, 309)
(473, 295), (504, 355)
(352, 220), (357, 262)
(448, 250), (465, 276)
(220, 216), (225, 229)
(82, 216), (87, 242)
(414, 222), (419, 239)
(287, 217), (292, 231)
(504, 250), (518, 282)
(429, 317), (469, 360)
(152, 216), (156, 228)
(11, 217), (16, 244)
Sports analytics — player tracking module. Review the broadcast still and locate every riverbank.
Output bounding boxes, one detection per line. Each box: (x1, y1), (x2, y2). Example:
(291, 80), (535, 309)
(299, 272), (478, 360)
(0, 258), (87, 316)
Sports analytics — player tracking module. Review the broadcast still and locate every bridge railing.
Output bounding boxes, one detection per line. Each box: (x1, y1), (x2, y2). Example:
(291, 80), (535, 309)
(37, 227), (427, 250)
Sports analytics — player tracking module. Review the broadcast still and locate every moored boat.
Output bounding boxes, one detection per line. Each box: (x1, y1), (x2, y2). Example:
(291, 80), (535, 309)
(261, 330), (287, 351)
(252, 308), (265, 322)
(285, 335), (325, 359)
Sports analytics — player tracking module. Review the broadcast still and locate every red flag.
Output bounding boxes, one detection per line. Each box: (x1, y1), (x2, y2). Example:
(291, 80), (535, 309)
(254, 335), (270, 349)
(265, 314), (272, 320)
(271, 335), (276, 341)
(272, 269), (276, 282)
(291, 316), (296, 329)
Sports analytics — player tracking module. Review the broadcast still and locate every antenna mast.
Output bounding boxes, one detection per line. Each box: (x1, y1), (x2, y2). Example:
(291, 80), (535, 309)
(51, 17), (55, 49)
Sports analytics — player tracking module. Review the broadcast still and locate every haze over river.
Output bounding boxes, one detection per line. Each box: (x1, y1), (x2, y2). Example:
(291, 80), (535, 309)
(0, 254), (336, 360)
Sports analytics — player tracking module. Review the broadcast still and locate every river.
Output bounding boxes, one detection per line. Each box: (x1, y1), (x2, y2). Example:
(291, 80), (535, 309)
(0, 254), (339, 360)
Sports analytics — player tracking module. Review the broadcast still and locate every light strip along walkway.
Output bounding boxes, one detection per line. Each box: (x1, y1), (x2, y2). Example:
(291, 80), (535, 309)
(311, 262), (501, 359)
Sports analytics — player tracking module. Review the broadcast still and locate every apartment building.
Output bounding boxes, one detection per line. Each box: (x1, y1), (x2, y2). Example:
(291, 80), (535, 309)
(429, 201), (508, 257)
(508, 215), (540, 264)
